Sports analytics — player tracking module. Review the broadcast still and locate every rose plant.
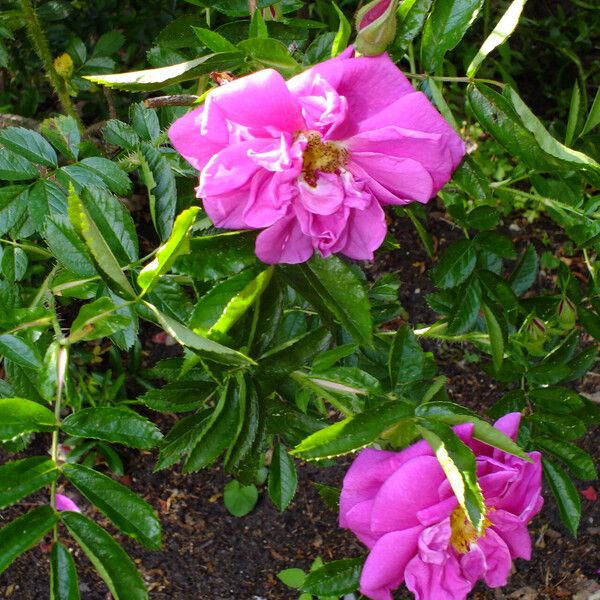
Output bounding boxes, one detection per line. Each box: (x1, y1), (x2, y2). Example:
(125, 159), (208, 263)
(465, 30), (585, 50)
(0, 1), (598, 599)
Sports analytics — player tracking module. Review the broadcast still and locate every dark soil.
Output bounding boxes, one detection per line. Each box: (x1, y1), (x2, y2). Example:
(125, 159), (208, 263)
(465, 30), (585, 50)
(1, 209), (598, 600)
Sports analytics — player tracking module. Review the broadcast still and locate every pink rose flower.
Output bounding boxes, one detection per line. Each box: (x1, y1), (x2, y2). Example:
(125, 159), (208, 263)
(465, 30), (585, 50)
(339, 413), (543, 600)
(55, 493), (81, 512)
(169, 51), (464, 264)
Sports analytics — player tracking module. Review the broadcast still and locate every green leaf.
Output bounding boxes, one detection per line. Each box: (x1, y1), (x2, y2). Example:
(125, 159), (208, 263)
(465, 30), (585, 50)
(191, 27), (239, 52)
(292, 401), (415, 460)
(529, 412), (586, 441)
(465, 206), (499, 230)
(452, 156), (491, 200)
(313, 482), (340, 511)
(467, 84), (557, 171)
(309, 367), (382, 397)
(418, 419), (486, 532)
(389, 324), (429, 387)
(580, 87), (600, 137)
(0, 127), (57, 167)
(175, 232), (259, 281)
(103, 120), (140, 150)
(40, 116), (80, 161)
(421, 0), (485, 72)
(281, 254), (373, 346)
(223, 480), (258, 517)
(83, 52), (242, 91)
(140, 380), (215, 413)
(43, 216), (96, 277)
(477, 270), (522, 312)
(69, 297), (131, 342)
(29, 180), (67, 231)
(542, 458), (580, 536)
(331, 1), (351, 57)
(466, 0), (527, 77)
(68, 185), (135, 298)
(394, 0), (434, 50)
(529, 386), (584, 414)
(0, 149), (38, 181)
(0, 334), (42, 371)
(302, 557), (363, 596)
(191, 267), (274, 337)
(432, 239), (476, 289)
(79, 158), (132, 196)
(0, 506), (58, 575)
(138, 143), (177, 241)
(277, 568), (306, 589)
(248, 9), (268, 38)
(509, 244), (538, 296)
(577, 305), (600, 341)
(447, 277), (482, 335)
(1, 246), (28, 283)
(0, 457), (58, 509)
(0, 397), (55, 441)
(534, 437), (596, 480)
(507, 86), (600, 174)
(238, 38), (301, 76)
(258, 327), (332, 390)
(130, 104), (160, 142)
(61, 511), (148, 600)
(184, 382), (242, 472)
(155, 410), (212, 470)
(143, 302), (255, 367)
(565, 81), (581, 147)
(268, 442), (297, 511)
(0, 186), (28, 237)
(482, 302), (504, 371)
(138, 207), (200, 294)
(61, 407), (163, 449)
(63, 463), (162, 549)
(50, 542), (80, 600)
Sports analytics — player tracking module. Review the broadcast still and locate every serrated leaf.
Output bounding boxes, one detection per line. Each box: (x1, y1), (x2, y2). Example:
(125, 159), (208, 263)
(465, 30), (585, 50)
(292, 401), (414, 460)
(0, 334), (42, 371)
(432, 239), (476, 289)
(79, 158), (132, 195)
(61, 511), (148, 600)
(0, 506), (58, 575)
(191, 27), (239, 52)
(509, 244), (538, 296)
(103, 120), (140, 150)
(0, 127), (57, 167)
(63, 464), (162, 549)
(0, 149), (38, 181)
(268, 442), (297, 511)
(302, 557), (363, 596)
(482, 302), (504, 370)
(238, 38), (300, 76)
(69, 297), (131, 342)
(50, 542), (80, 600)
(542, 458), (580, 536)
(534, 437), (596, 480)
(0, 457), (58, 509)
(61, 407), (163, 449)
(447, 277), (481, 335)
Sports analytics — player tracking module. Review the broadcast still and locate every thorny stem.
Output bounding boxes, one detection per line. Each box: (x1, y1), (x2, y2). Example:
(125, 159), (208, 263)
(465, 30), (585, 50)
(583, 248), (597, 288)
(404, 73), (505, 89)
(18, 0), (84, 130)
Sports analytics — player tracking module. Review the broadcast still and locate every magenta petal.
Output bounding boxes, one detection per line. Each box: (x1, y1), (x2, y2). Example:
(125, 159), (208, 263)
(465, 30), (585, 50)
(371, 456), (447, 533)
(297, 174), (345, 216)
(342, 499), (381, 548)
(359, 526), (422, 600)
(55, 494), (81, 512)
(474, 528), (513, 588)
(254, 214), (313, 264)
(349, 154), (434, 203)
(404, 552), (472, 600)
(489, 509), (533, 560)
(243, 171), (297, 228)
(339, 199), (387, 261)
(288, 53), (414, 139)
(492, 412), (522, 441)
(202, 187), (250, 229)
(203, 68), (304, 135)
(168, 106), (225, 172)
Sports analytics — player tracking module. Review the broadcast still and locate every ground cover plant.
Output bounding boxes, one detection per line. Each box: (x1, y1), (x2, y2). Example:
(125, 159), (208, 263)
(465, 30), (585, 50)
(0, 0), (599, 598)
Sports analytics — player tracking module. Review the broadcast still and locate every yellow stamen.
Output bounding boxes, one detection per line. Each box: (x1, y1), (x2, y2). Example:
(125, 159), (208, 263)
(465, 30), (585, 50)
(301, 131), (348, 186)
(449, 506), (492, 554)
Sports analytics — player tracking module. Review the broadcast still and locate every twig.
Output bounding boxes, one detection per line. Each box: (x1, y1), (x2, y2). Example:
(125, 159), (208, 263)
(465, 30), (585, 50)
(0, 113), (40, 130)
(143, 95), (200, 109)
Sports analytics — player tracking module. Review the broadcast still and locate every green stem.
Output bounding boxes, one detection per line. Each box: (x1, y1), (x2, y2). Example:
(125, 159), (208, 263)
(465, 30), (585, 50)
(404, 73), (505, 89)
(18, 0), (83, 130)
(583, 248), (597, 288)
(407, 41), (416, 76)
(30, 264), (59, 308)
(0, 238), (52, 259)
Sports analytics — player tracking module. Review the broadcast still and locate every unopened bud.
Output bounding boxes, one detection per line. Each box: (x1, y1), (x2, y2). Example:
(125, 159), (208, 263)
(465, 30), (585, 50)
(557, 297), (577, 329)
(526, 317), (547, 342)
(260, 6), (279, 20)
(54, 53), (74, 79)
(355, 0), (399, 56)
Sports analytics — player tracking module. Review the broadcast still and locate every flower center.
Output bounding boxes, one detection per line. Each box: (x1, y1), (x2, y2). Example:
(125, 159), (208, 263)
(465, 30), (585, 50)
(301, 131), (348, 187)
(449, 506), (491, 554)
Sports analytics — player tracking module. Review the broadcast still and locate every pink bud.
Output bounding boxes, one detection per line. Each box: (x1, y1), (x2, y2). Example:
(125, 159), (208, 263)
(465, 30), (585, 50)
(55, 493), (81, 512)
(355, 0), (399, 56)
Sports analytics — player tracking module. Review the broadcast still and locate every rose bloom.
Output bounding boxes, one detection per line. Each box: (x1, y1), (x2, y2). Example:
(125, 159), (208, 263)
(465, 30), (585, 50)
(169, 50), (464, 264)
(339, 413), (543, 600)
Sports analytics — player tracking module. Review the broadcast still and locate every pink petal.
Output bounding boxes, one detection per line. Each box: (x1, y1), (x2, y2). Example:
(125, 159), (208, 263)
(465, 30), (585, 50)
(243, 170), (298, 228)
(168, 106), (225, 172)
(356, 91), (466, 169)
(488, 509), (533, 560)
(474, 528), (513, 588)
(342, 499), (381, 548)
(297, 173), (346, 216)
(370, 455), (447, 533)
(338, 198), (387, 260)
(288, 53), (414, 139)
(202, 186), (251, 229)
(492, 412), (522, 442)
(203, 68), (305, 136)
(349, 154), (434, 204)
(359, 526), (422, 600)
(254, 214), (313, 264)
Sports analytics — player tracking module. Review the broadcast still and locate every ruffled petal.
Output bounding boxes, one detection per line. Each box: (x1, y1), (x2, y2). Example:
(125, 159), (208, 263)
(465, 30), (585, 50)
(202, 186), (250, 229)
(254, 213), (313, 264)
(338, 198), (387, 260)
